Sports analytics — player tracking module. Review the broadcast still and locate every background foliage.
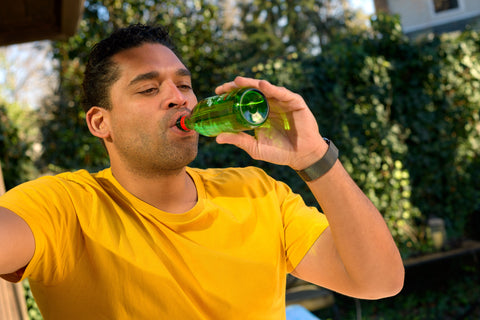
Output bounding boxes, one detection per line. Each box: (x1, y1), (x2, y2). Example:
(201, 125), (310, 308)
(0, 102), (32, 189)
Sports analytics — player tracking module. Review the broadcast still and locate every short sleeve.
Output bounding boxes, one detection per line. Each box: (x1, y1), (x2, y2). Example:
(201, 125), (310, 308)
(0, 176), (81, 284)
(275, 180), (329, 272)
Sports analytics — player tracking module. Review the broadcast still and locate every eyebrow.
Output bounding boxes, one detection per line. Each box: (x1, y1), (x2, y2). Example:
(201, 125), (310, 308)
(176, 68), (192, 77)
(128, 68), (192, 87)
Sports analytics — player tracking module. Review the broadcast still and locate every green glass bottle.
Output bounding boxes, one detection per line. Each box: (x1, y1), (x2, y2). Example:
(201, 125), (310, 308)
(176, 87), (269, 137)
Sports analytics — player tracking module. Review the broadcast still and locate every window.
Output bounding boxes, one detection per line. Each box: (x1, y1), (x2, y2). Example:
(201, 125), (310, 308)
(433, 0), (459, 13)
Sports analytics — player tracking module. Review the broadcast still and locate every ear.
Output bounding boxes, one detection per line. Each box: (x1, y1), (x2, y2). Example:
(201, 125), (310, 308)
(86, 107), (110, 139)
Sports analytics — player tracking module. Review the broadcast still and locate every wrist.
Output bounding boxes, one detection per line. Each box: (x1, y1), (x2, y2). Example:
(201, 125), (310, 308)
(295, 138), (339, 182)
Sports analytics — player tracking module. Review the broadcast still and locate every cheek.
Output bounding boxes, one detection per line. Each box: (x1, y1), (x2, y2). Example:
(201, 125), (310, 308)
(188, 94), (198, 109)
(109, 111), (137, 142)
(111, 112), (164, 146)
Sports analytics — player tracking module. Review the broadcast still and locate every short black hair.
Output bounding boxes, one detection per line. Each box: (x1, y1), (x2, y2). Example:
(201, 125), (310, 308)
(82, 24), (176, 112)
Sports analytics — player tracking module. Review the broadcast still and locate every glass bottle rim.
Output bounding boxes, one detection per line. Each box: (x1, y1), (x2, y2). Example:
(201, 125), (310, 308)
(238, 88), (269, 125)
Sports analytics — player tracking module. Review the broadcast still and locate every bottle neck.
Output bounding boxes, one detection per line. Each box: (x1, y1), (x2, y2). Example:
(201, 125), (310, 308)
(176, 115), (191, 132)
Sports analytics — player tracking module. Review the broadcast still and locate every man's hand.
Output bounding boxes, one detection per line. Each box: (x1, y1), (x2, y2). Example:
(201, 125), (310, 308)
(214, 77), (328, 171)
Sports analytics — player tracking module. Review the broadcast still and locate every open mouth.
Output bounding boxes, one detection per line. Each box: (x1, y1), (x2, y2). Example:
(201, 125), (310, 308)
(171, 112), (192, 133)
(176, 115), (190, 132)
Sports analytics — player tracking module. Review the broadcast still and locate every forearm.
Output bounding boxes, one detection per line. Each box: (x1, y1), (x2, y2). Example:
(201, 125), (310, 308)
(304, 159), (404, 297)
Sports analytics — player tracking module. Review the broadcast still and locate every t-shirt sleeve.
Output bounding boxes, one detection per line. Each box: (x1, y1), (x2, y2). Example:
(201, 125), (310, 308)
(0, 176), (79, 283)
(274, 179), (329, 273)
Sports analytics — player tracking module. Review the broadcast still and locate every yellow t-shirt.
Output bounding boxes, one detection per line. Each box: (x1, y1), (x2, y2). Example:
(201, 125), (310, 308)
(0, 166), (328, 319)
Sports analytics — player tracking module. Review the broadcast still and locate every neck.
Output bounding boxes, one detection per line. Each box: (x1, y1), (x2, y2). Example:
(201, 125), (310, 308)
(111, 165), (198, 214)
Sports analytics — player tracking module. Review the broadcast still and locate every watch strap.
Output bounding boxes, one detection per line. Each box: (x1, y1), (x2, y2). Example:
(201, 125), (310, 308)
(296, 138), (339, 182)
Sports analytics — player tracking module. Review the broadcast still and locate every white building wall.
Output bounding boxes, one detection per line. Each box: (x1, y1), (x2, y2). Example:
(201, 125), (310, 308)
(465, 1), (480, 11)
(386, 0), (480, 34)
(388, 0), (431, 27)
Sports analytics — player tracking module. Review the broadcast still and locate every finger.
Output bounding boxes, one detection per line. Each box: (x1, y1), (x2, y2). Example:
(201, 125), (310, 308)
(215, 77), (263, 95)
(233, 77), (300, 105)
(215, 77), (304, 113)
(215, 132), (259, 158)
(258, 81), (300, 104)
(214, 80), (239, 95)
(232, 76), (263, 88)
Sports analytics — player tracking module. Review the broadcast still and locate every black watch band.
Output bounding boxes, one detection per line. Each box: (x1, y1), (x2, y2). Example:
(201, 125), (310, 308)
(296, 138), (339, 182)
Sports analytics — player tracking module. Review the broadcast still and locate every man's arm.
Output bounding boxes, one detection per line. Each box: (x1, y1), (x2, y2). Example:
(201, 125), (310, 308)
(0, 207), (35, 276)
(214, 76), (404, 299)
(291, 158), (404, 299)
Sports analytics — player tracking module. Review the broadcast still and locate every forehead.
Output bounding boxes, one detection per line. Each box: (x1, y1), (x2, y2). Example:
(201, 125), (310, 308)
(112, 43), (187, 81)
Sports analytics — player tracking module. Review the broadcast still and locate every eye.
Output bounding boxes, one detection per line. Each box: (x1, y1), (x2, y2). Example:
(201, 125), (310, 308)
(178, 84), (192, 91)
(138, 87), (159, 95)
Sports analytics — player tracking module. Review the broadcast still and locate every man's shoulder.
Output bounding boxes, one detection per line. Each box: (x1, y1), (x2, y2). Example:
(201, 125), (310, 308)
(10, 168), (111, 194)
(187, 166), (278, 193)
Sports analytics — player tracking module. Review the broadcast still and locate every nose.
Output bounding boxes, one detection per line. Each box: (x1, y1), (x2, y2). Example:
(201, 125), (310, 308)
(164, 81), (187, 109)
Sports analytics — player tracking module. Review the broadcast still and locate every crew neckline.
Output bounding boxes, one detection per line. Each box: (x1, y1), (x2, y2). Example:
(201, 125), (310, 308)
(98, 167), (206, 223)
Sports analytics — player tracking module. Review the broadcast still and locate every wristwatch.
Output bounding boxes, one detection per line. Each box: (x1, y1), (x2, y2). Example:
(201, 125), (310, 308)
(296, 138), (339, 182)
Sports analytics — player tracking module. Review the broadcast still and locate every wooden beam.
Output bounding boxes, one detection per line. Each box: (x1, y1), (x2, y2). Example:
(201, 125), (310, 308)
(373, 0), (390, 13)
(404, 240), (480, 268)
(0, 0), (85, 46)
(60, 0), (85, 40)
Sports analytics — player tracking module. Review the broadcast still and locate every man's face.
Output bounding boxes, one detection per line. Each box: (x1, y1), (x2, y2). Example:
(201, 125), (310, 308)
(106, 43), (199, 176)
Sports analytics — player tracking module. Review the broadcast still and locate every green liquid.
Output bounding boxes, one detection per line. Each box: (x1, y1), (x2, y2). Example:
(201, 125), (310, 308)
(181, 88), (269, 137)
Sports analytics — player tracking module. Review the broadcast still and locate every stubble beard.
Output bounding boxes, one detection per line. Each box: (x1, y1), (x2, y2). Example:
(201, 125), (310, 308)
(117, 131), (199, 178)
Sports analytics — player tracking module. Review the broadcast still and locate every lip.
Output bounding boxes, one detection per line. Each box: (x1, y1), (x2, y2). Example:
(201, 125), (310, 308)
(170, 111), (196, 135)
(169, 111), (190, 128)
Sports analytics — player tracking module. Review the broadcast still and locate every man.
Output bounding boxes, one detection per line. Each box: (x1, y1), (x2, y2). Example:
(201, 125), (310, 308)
(0, 24), (404, 319)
